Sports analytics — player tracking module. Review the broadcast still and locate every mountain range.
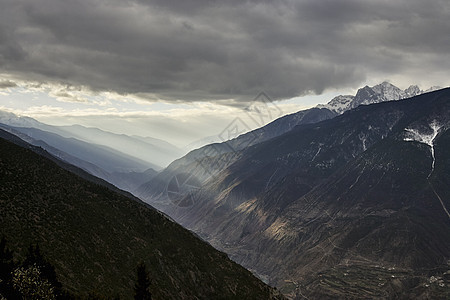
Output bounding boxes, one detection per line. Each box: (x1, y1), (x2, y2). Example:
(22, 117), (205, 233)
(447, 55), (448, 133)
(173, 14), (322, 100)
(0, 110), (184, 170)
(0, 111), (189, 192)
(1, 82), (448, 298)
(136, 82), (442, 206)
(137, 86), (450, 298)
(317, 81), (441, 114)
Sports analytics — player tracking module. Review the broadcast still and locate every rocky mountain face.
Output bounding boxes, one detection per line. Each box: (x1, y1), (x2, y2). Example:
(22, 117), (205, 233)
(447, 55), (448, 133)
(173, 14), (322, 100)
(138, 82), (439, 207)
(0, 130), (283, 299)
(138, 88), (450, 298)
(317, 81), (441, 114)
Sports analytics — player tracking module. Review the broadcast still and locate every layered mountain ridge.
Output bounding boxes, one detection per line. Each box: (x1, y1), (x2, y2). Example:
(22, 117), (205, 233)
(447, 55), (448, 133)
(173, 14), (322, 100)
(136, 82), (442, 212)
(0, 110), (188, 192)
(0, 110), (184, 169)
(138, 88), (450, 298)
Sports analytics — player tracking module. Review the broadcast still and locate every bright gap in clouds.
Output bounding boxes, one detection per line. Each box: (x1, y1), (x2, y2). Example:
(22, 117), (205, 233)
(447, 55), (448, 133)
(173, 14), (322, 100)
(0, 83), (338, 148)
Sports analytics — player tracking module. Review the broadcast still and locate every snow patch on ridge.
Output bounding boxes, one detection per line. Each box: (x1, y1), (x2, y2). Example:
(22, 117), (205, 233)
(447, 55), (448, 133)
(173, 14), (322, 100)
(403, 121), (441, 178)
(404, 121), (450, 219)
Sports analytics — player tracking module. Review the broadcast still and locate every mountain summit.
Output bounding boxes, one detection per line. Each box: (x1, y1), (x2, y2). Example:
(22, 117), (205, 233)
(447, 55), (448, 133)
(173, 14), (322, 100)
(318, 82), (441, 114)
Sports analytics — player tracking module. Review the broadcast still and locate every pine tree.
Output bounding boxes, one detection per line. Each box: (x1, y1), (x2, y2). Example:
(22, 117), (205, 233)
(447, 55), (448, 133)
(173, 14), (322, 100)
(0, 237), (18, 299)
(134, 262), (152, 300)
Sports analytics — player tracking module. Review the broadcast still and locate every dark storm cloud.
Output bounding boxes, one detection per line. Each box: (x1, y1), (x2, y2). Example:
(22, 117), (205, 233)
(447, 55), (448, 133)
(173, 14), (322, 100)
(0, 0), (449, 102)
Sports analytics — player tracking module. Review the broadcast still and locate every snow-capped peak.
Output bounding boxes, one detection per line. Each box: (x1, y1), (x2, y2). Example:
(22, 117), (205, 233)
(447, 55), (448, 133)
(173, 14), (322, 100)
(317, 82), (441, 115)
(316, 95), (354, 115)
(404, 85), (421, 98)
(371, 81), (405, 100)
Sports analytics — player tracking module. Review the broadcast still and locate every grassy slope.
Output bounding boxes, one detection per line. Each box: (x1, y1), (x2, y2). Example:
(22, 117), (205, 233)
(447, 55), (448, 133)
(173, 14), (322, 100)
(0, 137), (281, 299)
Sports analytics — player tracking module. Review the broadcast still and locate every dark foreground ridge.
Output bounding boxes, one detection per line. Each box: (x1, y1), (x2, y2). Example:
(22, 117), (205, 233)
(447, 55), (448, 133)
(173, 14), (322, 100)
(0, 130), (283, 299)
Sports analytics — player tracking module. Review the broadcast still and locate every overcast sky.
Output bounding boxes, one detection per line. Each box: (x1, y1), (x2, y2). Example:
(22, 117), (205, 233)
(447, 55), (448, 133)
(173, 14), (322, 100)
(0, 0), (449, 146)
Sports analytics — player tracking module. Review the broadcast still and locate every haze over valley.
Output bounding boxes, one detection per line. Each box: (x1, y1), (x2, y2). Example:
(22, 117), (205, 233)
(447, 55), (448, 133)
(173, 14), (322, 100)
(1, 0), (449, 299)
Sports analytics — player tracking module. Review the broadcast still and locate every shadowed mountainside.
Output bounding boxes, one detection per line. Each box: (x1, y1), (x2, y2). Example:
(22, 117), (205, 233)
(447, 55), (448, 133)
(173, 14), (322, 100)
(0, 131), (283, 299)
(138, 88), (450, 298)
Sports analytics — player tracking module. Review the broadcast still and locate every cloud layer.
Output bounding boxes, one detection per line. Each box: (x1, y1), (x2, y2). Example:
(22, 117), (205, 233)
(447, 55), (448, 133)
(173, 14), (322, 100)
(1, 0), (449, 102)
